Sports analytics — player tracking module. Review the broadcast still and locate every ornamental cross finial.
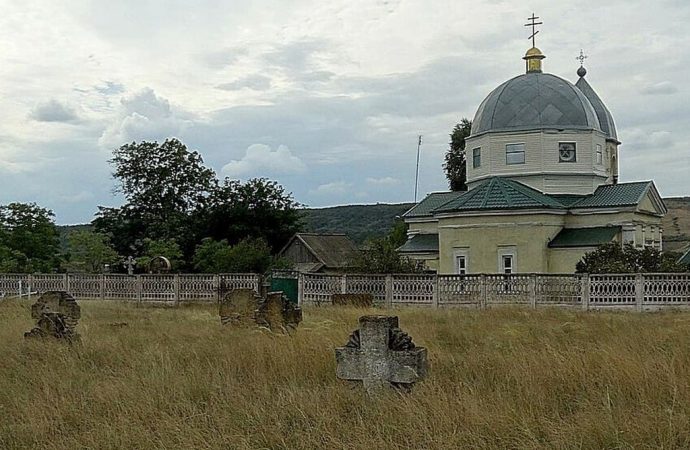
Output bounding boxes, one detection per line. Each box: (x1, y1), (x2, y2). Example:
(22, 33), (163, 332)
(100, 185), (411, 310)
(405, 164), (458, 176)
(524, 13), (543, 48)
(577, 49), (588, 67)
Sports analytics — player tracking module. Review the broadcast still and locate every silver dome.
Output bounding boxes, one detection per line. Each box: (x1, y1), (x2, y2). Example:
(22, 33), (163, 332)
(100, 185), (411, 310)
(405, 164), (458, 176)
(471, 72), (602, 136)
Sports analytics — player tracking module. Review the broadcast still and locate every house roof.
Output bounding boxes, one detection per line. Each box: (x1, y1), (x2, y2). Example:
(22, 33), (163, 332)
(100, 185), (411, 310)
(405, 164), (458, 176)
(402, 191), (465, 218)
(280, 233), (358, 268)
(570, 181), (654, 209)
(548, 226), (621, 248)
(435, 177), (564, 213)
(397, 234), (439, 253)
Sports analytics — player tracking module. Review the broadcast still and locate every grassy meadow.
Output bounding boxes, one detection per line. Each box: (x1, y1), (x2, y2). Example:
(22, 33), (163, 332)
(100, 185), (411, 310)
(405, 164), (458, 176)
(2, 299), (690, 449)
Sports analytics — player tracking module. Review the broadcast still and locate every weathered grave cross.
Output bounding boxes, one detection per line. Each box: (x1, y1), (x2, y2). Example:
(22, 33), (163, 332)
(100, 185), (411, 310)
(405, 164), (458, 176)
(335, 315), (428, 393)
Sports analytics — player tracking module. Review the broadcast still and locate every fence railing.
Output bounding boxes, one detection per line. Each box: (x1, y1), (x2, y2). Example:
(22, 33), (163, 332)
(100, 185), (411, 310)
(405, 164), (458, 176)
(0, 273), (261, 304)
(2, 272), (690, 310)
(300, 272), (690, 310)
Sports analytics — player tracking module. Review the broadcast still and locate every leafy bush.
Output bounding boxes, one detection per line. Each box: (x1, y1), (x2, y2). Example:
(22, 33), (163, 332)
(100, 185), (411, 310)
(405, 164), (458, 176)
(576, 242), (688, 273)
(192, 237), (285, 274)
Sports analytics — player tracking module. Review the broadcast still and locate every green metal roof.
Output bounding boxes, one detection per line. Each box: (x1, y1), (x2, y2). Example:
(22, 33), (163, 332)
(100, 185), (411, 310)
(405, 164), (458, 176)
(435, 177), (565, 213)
(397, 234), (439, 253)
(571, 181), (652, 208)
(402, 191), (465, 218)
(548, 226), (620, 248)
(404, 179), (662, 218)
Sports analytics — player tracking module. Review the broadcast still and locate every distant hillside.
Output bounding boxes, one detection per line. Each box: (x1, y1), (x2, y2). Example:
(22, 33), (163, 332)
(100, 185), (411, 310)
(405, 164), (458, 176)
(300, 203), (413, 244)
(57, 224), (93, 252)
(56, 197), (690, 253)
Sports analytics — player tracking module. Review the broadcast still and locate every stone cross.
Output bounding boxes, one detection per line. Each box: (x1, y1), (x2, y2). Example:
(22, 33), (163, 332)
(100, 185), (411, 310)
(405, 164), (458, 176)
(219, 288), (260, 326)
(255, 291), (302, 333)
(24, 291), (81, 342)
(335, 315), (428, 393)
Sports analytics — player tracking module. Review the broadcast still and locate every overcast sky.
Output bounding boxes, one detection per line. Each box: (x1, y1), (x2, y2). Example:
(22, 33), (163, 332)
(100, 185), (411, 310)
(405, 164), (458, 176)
(1, 0), (689, 224)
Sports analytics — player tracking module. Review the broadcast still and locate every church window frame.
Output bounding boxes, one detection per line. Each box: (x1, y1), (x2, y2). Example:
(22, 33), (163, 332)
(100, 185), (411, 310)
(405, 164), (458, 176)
(472, 147), (481, 168)
(453, 248), (469, 275)
(596, 144), (603, 165)
(497, 246), (517, 293)
(558, 142), (577, 163)
(505, 143), (525, 165)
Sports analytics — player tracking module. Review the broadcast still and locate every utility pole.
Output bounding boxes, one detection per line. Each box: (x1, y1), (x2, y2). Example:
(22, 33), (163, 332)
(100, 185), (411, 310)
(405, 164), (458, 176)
(414, 135), (422, 202)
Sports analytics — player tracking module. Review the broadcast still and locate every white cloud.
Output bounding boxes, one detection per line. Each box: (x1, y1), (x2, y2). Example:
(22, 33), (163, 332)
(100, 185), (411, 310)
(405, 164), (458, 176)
(310, 181), (351, 196)
(30, 99), (78, 123)
(98, 88), (191, 149)
(641, 81), (678, 95)
(221, 144), (307, 178)
(366, 176), (400, 186)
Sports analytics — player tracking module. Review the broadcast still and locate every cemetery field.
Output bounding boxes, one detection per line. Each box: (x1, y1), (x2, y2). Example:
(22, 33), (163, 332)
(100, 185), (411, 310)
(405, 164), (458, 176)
(3, 301), (690, 449)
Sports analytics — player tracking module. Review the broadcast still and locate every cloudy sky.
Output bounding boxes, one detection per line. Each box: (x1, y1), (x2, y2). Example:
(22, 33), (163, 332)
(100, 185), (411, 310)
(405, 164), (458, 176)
(1, 0), (689, 224)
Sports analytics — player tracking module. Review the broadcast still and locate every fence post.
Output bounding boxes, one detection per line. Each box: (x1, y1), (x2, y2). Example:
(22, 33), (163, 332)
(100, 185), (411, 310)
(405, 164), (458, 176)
(581, 274), (590, 311)
(136, 275), (142, 304)
(432, 275), (439, 308)
(212, 274), (220, 302)
(174, 274), (180, 306)
(63, 273), (69, 292)
(385, 274), (393, 308)
(480, 274), (487, 309)
(635, 273), (644, 312)
(341, 274), (347, 294)
(529, 273), (537, 308)
(100, 274), (105, 300)
(297, 273), (304, 306)
(28, 274), (33, 301)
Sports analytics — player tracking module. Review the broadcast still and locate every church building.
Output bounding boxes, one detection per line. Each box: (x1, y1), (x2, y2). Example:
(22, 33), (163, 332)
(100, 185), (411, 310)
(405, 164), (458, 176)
(399, 33), (666, 274)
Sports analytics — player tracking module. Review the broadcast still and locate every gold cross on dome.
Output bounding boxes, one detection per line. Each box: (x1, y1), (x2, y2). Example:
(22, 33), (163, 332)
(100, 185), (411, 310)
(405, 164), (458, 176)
(524, 13), (543, 48)
(577, 49), (588, 66)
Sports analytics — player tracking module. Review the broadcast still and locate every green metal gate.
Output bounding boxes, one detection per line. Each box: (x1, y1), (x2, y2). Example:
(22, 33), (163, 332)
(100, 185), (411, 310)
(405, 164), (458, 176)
(270, 270), (299, 304)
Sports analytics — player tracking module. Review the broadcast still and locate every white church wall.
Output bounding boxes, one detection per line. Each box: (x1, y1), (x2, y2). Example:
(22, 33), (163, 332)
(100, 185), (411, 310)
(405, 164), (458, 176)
(466, 129), (609, 195)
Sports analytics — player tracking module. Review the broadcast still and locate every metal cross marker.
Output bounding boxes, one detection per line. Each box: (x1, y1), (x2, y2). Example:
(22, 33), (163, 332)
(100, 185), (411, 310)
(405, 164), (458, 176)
(123, 256), (137, 276)
(335, 316), (428, 393)
(577, 49), (588, 67)
(524, 13), (543, 48)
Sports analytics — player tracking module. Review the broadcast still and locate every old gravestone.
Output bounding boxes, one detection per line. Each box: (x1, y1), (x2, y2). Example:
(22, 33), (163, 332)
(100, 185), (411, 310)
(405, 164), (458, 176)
(219, 288), (260, 326)
(24, 291), (81, 342)
(331, 293), (374, 308)
(255, 291), (303, 332)
(335, 315), (428, 393)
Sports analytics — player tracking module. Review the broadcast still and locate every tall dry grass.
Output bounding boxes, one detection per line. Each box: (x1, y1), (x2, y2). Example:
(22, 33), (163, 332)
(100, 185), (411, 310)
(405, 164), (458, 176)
(2, 299), (690, 449)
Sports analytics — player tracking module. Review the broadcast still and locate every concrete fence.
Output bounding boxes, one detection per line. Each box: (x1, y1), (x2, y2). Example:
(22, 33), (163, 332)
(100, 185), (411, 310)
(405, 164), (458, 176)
(0, 273), (261, 304)
(2, 272), (690, 310)
(299, 272), (690, 310)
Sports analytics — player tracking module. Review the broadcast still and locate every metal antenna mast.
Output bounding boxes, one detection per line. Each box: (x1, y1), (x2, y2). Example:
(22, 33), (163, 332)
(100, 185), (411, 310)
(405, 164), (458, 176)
(414, 135), (422, 202)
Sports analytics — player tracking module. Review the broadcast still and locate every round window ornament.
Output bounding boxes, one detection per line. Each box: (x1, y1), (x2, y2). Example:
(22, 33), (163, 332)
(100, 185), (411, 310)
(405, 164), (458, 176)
(559, 143), (576, 162)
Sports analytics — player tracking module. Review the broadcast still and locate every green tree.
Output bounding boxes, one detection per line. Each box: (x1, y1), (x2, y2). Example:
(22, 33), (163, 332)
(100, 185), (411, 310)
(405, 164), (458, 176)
(65, 231), (120, 273)
(192, 237), (278, 273)
(576, 242), (688, 273)
(0, 202), (61, 272)
(137, 238), (184, 273)
(203, 178), (302, 253)
(350, 220), (420, 274)
(94, 138), (217, 260)
(443, 118), (472, 191)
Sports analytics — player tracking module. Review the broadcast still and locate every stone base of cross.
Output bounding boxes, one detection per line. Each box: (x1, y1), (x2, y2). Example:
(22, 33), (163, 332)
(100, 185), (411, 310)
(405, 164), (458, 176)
(335, 315), (428, 393)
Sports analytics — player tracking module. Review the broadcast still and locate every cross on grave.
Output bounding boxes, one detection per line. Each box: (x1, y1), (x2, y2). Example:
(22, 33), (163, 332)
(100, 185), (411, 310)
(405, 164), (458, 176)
(335, 316), (428, 393)
(24, 291), (81, 342)
(123, 256), (137, 275)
